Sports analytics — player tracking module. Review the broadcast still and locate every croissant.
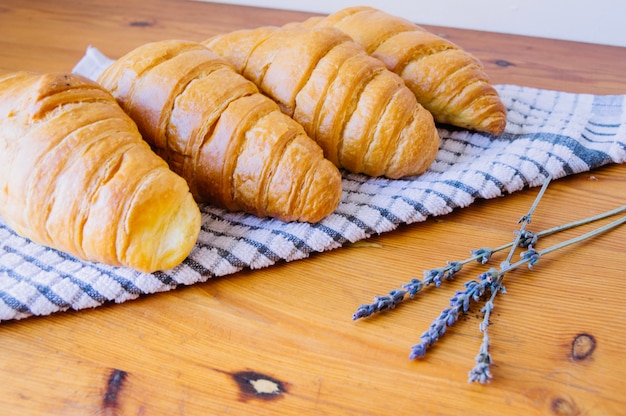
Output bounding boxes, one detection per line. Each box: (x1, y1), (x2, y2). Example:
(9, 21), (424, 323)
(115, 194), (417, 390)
(0, 71), (201, 273)
(97, 40), (342, 223)
(294, 6), (507, 135)
(203, 26), (440, 179)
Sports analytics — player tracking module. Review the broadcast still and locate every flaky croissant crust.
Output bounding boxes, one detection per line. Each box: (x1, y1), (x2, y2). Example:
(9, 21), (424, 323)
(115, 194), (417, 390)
(98, 40), (343, 223)
(295, 6), (507, 135)
(204, 26), (440, 179)
(0, 72), (201, 272)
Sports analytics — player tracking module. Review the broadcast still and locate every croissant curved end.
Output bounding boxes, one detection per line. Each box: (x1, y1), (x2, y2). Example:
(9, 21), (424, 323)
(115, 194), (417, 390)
(121, 174), (201, 273)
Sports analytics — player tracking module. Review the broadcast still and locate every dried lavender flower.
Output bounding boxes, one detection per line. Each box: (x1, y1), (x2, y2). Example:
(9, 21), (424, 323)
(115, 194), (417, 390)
(414, 176), (553, 375)
(506, 175), (552, 262)
(516, 230), (538, 248)
(409, 277), (492, 359)
(423, 267), (447, 287)
(466, 213), (626, 382)
(422, 260), (464, 287)
(403, 278), (423, 297)
(351, 172), (626, 384)
(469, 297), (496, 384)
(352, 288), (407, 320)
(353, 250), (509, 320)
(468, 333), (493, 384)
(465, 201), (626, 266)
(471, 247), (494, 264)
(359, 208), (625, 380)
(353, 260), (471, 320)
(520, 246), (541, 268)
(409, 307), (459, 359)
(465, 176), (553, 382)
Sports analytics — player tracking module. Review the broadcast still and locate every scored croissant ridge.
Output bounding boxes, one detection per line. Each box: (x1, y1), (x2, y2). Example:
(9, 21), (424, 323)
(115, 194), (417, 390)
(0, 71), (201, 273)
(292, 6), (507, 136)
(203, 25), (440, 179)
(97, 40), (342, 223)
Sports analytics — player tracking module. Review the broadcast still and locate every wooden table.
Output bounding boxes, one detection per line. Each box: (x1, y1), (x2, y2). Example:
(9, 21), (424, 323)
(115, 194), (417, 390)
(2, 1), (626, 414)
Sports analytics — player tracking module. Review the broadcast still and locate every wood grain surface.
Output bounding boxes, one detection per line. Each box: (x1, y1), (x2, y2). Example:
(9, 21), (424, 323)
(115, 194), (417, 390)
(1, 1), (625, 415)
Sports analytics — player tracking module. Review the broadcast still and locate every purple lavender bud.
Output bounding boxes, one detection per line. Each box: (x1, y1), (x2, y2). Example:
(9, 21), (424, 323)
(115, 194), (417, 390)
(425, 267), (448, 286)
(468, 363), (493, 384)
(521, 246), (541, 268)
(517, 230), (538, 248)
(403, 278), (423, 297)
(434, 318), (446, 338)
(445, 307), (459, 326)
(477, 268), (499, 283)
(389, 289), (406, 304)
(446, 261), (462, 279)
(409, 343), (427, 360)
(352, 304), (373, 320)
(471, 248), (493, 264)
(462, 295), (471, 312)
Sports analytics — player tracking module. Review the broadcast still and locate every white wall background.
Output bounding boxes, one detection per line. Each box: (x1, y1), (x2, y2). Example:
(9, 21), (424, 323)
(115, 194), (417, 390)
(213, 0), (625, 47)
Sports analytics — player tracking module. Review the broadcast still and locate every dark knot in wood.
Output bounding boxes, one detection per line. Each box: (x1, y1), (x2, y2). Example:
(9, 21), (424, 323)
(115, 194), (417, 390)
(571, 333), (596, 361)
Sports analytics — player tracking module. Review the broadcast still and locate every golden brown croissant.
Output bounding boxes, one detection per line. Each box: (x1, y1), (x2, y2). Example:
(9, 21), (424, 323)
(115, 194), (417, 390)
(0, 71), (201, 273)
(203, 26), (440, 179)
(97, 40), (342, 223)
(294, 6), (507, 135)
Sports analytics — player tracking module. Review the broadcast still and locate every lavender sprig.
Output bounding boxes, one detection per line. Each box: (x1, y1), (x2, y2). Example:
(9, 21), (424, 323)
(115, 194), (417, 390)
(352, 199), (625, 384)
(409, 273), (494, 359)
(505, 174), (553, 266)
(352, 261), (462, 320)
(468, 187), (626, 384)
(468, 329), (493, 384)
(409, 267), (505, 360)
(352, 289), (407, 320)
(468, 202), (626, 263)
(353, 252), (512, 320)
(352, 203), (626, 321)
(411, 214), (626, 365)
(467, 175), (553, 382)
(356, 175), (552, 324)
(466, 215), (626, 383)
(468, 295), (497, 384)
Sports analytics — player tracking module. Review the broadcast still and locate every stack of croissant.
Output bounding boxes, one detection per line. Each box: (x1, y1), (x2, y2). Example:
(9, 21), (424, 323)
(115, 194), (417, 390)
(0, 6), (507, 272)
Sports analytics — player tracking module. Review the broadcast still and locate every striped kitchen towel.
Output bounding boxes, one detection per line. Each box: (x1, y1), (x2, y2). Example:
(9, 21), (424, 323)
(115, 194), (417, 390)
(0, 52), (625, 321)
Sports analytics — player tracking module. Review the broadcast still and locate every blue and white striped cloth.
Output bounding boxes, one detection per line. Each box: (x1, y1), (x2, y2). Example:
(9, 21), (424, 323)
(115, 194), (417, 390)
(1, 81), (625, 321)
